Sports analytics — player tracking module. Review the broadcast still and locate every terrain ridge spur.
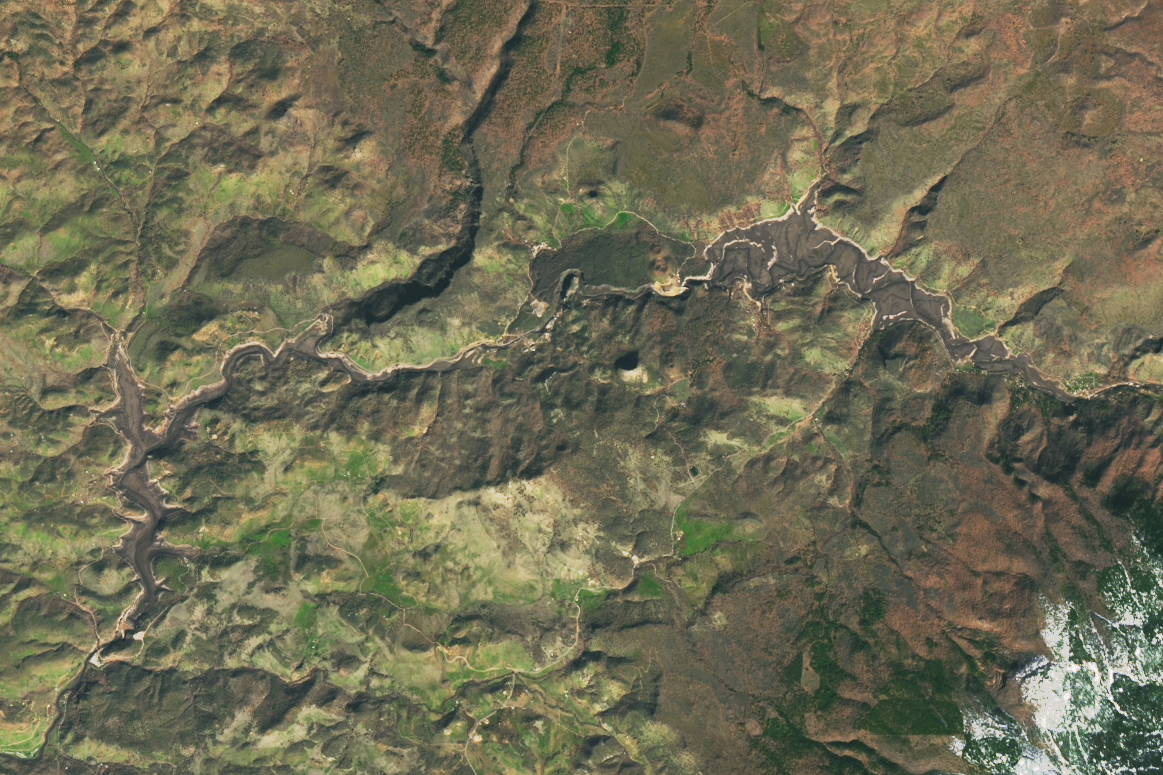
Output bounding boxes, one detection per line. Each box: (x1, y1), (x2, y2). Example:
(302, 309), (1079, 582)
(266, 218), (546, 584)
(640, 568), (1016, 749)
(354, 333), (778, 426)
(33, 179), (1088, 767)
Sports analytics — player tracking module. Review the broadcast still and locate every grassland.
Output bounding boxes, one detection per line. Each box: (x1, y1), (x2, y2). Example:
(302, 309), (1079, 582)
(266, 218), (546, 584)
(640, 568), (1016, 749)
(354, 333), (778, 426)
(3, 0), (1163, 773)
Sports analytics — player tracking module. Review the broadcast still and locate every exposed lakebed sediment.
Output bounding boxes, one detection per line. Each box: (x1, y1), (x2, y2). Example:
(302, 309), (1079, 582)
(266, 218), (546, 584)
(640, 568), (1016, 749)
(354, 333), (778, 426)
(701, 185), (1070, 400)
(102, 318), (520, 635)
(102, 184), (1069, 640)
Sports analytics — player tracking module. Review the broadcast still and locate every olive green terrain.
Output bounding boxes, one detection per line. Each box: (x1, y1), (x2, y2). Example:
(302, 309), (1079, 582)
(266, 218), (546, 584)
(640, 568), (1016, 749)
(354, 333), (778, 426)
(1, 0), (1163, 773)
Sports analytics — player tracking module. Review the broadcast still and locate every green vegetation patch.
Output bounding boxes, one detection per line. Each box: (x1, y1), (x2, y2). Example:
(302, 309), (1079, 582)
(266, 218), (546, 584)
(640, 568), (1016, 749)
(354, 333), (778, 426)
(861, 661), (964, 736)
(863, 697), (963, 736)
(231, 244), (318, 281)
(674, 502), (733, 557)
(576, 589), (607, 616)
(757, 12), (806, 62)
(963, 733), (1023, 772)
(805, 639), (851, 712)
(860, 589), (887, 626)
(550, 579), (606, 615)
(752, 715), (818, 774)
(634, 573), (666, 599)
(245, 527), (293, 581)
(1103, 475), (1163, 557)
(366, 568), (418, 608)
(951, 306), (994, 339)
(293, 601), (318, 630)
